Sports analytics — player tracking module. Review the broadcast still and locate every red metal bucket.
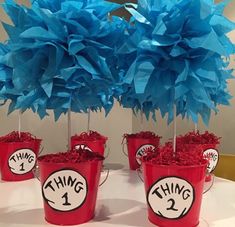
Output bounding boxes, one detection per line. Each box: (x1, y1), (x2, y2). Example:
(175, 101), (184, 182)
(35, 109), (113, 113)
(71, 138), (107, 157)
(201, 144), (219, 181)
(142, 161), (207, 227)
(38, 156), (103, 225)
(0, 139), (41, 181)
(123, 137), (160, 170)
(185, 143), (219, 182)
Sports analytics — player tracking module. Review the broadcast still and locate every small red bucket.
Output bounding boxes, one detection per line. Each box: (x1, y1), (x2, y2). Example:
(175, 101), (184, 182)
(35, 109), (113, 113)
(0, 139), (41, 181)
(71, 138), (107, 157)
(185, 143), (219, 182)
(123, 136), (160, 170)
(201, 144), (219, 180)
(38, 155), (103, 225)
(142, 161), (207, 227)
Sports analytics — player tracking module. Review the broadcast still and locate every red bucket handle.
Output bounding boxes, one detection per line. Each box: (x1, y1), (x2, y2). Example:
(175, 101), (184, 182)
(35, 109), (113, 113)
(136, 167), (144, 182)
(203, 174), (214, 194)
(122, 137), (128, 157)
(39, 145), (44, 156)
(33, 165), (40, 181)
(99, 167), (109, 186)
(31, 145), (44, 181)
(104, 144), (110, 158)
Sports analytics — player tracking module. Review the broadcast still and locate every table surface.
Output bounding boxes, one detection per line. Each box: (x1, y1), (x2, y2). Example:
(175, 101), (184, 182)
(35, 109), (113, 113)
(0, 164), (235, 227)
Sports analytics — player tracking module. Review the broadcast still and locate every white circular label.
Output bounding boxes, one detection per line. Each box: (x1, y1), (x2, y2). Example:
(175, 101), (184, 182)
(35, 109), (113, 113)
(147, 177), (195, 219)
(42, 169), (87, 212)
(203, 149), (219, 173)
(136, 144), (155, 165)
(75, 144), (92, 152)
(8, 149), (36, 175)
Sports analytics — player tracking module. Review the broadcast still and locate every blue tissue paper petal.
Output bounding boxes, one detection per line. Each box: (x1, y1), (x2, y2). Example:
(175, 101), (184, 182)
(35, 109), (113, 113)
(0, 43), (19, 104)
(1, 0), (127, 120)
(118, 0), (235, 125)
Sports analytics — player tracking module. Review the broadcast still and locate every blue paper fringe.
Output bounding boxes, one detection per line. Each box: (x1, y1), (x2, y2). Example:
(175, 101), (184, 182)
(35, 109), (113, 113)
(117, 0), (235, 125)
(1, 0), (127, 120)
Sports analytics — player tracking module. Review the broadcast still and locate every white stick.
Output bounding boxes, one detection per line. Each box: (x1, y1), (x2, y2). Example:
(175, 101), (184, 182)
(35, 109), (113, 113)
(173, 106), (177, 156)
(68, 109), (71, 151)
(194, 123), (198, 133)
(87, 109), (91, 132)
(18, 110), (22, 138)
(140, 110), (144, 131)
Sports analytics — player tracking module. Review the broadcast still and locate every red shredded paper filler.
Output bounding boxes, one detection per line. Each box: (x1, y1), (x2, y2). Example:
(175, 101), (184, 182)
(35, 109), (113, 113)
(142, 142), (208, 166)
(38, 148), (104, 164)
(71, 130), (107, 142)
(0, 131), (38, 143)
(177, 131), (220, 145)
(123, 131), (161, 140)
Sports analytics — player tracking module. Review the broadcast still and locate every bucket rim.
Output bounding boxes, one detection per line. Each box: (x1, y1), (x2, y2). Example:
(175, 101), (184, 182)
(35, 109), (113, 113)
(142, 159), (208, 169)
(71, 138), (107, 143)
(0, 138), (42, 145)
(125, 135), (160, 140)
(180, 143), (219, 147)
(37, 153), (105, 166)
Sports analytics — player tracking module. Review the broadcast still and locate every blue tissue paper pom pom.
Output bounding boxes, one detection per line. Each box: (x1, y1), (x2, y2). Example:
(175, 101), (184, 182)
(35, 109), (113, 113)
(1, 0), (127, 120)
(118, 0), (235, 125)
(0, 43), (19, 106)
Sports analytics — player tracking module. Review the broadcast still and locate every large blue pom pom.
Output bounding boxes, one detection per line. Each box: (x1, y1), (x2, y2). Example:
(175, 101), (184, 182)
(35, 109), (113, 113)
(118, 0), (235, 125)
(2, 0), (127, 120)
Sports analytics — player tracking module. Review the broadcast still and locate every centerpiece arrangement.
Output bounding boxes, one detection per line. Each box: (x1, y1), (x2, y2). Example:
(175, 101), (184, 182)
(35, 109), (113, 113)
(0, 44), (42, 181)
(117, 0), (234, 226)
(1, 0), (126, 224)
